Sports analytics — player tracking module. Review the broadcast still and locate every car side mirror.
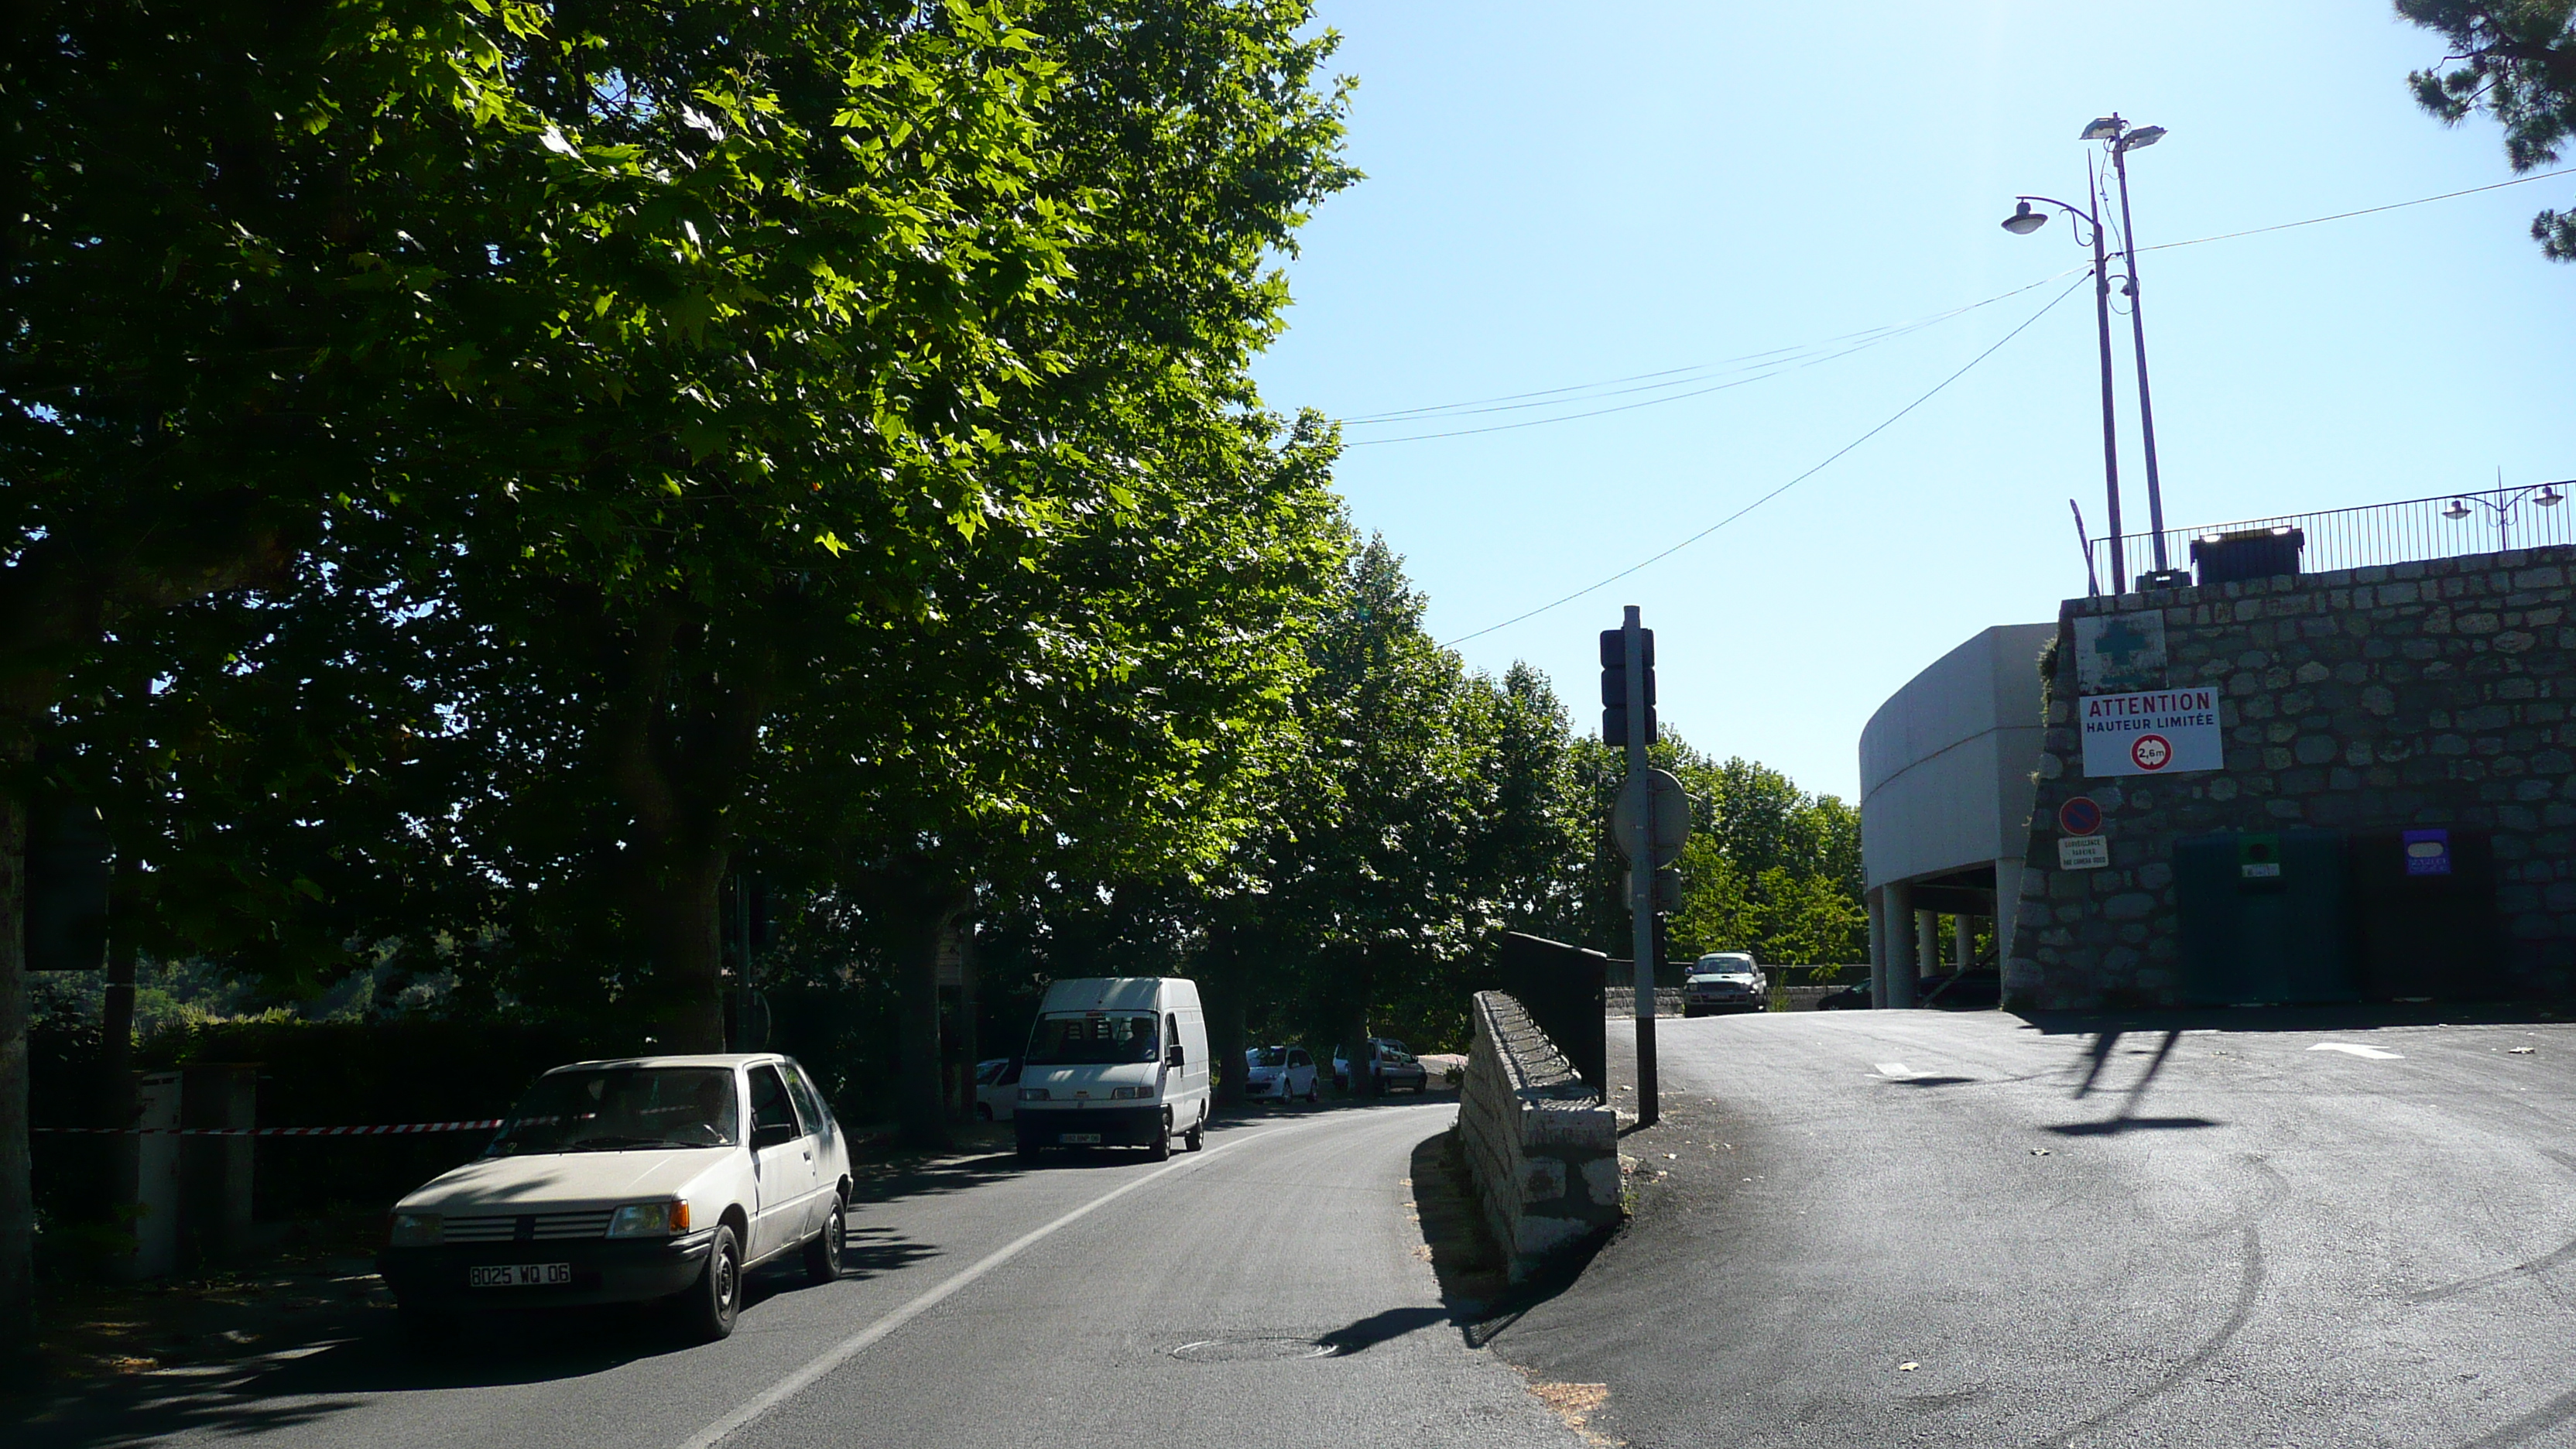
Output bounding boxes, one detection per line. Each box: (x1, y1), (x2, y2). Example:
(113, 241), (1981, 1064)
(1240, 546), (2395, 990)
(1165, 1043), (1184, 1067)
(752, 1121), (798, 1149)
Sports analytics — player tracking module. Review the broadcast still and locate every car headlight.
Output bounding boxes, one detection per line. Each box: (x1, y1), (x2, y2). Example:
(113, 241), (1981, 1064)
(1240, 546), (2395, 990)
(1109, 1085), (1148, 1100)
(607, 1201), (691, 1238)
(1019, 1087), (1050, 1101)
(389, 1211), (440, 1246)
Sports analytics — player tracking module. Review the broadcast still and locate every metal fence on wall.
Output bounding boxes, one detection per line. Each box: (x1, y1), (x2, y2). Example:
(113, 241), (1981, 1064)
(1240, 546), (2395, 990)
(2087, 483), (2576, 594)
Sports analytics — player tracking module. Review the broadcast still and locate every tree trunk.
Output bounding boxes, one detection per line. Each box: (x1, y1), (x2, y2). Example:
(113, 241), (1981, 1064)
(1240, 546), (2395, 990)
(954, 924), (978, 1124)
(1201, 931), (1249, 1110)
(633, 851), (729, 1053)
(869, 864), (973, 1152)
(0, 751), (30, 1367)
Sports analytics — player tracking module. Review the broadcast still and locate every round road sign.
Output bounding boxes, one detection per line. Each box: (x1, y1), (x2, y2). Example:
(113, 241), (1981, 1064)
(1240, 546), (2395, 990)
(2130, 734), (2174, 772)
(2057, 796), (2104, 836)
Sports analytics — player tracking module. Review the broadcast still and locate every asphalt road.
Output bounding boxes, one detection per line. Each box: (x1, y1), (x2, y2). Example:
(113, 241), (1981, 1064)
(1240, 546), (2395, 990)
(1492, 1008), (2576, 1449)
(22, 1101), (1581, 1449)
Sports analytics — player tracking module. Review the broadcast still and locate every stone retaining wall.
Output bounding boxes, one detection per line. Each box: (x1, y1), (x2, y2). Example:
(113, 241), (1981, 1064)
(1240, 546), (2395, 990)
(1461, 991), (1620, 1281)
(2013, 545), (2576, 1007)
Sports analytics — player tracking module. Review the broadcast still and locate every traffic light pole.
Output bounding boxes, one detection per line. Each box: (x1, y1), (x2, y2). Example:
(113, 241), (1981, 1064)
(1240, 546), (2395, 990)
(1622, 606), (1659, 1127)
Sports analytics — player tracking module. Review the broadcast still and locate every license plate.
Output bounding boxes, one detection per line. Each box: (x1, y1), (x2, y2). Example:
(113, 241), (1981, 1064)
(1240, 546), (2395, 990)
(1060, 1132), (1103, 1145)
(468, 1263), (573, 1289)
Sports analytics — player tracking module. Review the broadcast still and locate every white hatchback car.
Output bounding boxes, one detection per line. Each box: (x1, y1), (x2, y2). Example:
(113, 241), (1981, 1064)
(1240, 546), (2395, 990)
(377, 1053), (852, 1342)
(1242, 1045), (1318, 1103)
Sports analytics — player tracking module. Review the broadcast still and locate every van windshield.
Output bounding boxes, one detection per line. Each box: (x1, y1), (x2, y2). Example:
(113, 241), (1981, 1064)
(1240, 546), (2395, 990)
(1026, 1013), (1160, 1066)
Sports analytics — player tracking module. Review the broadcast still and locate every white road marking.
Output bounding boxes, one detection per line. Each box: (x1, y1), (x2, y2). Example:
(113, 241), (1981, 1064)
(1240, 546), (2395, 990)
(2309, 1042), (2406, 1060)
(1875, 1063), (1916, 1079)
(676, 1107), (1437, 1449)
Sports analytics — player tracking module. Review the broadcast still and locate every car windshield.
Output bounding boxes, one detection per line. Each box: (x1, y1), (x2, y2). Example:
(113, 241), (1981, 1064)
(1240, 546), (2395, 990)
(1026, 1012), (1160, 1066)
(488, 1067), (738, 1155)
(1250, 1046), (1288, 1067)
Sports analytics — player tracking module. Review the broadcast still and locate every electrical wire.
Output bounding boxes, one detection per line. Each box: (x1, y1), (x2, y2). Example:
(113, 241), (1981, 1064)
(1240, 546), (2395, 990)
(2140, 165), (2575, 254)
(1341, 269), (2087, 442)
(1438, 273), (2091, 648)
(1346, 168), (2574, 449)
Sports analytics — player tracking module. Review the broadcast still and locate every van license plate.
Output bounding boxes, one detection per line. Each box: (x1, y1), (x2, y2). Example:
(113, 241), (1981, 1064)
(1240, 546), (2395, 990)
(469, 1263), (572, 1288)
(1060, 1132), (1102, 1145)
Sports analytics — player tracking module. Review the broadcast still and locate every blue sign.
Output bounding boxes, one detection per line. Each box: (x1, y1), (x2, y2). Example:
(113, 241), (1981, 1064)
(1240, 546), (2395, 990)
(2403, 828), (2452, 877)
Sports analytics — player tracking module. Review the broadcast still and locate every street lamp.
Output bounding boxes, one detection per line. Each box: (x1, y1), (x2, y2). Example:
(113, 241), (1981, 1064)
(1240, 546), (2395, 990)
(2444, 479), (2566, 551)
(2101, 116), (2172, 581)
(1999, 189), (2130, 593)
(2003, 114), (2177, 594)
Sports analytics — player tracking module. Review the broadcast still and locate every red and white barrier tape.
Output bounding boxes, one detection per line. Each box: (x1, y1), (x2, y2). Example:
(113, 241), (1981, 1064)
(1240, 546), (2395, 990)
(33, 1120), (507, 1136)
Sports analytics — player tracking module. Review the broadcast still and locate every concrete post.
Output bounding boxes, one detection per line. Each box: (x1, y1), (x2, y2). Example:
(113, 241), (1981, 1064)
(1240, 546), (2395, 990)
(1995, 858), (2027, 971)
(1886, 882), (1917, 1008)
(1917, 907), (1937, 1000)
(1866, 888), (1888, 1009)
(128, 1071), (180, 1279)
(1955, 913), (1975, 971)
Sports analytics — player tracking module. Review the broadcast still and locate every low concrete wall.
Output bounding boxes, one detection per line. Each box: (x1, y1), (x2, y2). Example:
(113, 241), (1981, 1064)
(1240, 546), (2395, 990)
(1461, 991), (1621, 1280)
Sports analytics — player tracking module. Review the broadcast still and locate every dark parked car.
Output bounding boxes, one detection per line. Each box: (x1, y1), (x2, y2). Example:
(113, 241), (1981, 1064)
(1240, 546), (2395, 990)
(1918, 969), (2001, 1010)
(1817, 983), (1872, 1010)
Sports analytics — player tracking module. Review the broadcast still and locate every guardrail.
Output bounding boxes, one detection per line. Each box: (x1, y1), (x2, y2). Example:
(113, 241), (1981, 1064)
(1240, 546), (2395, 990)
(2085, 484), (2576, 594)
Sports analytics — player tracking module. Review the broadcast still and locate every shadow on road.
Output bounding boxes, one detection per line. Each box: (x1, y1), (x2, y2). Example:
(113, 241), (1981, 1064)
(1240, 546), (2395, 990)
(1317, 1306), (1451, 1356)
(2017, 1000), (2574, 1037)
(12, 1231), (899, 1449)
(2045, 1115), (2222, 1136)
(1402, 1126), (1607, 1352)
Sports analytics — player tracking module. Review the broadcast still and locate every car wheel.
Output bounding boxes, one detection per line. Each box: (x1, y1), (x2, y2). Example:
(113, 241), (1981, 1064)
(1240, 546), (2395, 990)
(975, 1101), (992, 1122)
(803, 1196), (845, 1285)
(680, 1223), (744, 1342)
(1304, 1085), (1318, 1104)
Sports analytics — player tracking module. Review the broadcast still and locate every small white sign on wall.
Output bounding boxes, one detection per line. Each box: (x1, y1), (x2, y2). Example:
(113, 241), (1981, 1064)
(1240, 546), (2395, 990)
(2057, 835), (2110, 870)
(2080, 687), (2224, 777)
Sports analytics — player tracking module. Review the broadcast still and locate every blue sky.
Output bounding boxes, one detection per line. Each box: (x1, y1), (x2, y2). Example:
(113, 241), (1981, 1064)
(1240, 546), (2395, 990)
(1249, 0), (2574, 802)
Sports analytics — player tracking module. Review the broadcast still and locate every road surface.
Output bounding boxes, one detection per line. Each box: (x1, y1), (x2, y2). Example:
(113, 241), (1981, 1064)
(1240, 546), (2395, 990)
(1492, 1008), (2576, 1448)
(22, 1101), (1580, 1449)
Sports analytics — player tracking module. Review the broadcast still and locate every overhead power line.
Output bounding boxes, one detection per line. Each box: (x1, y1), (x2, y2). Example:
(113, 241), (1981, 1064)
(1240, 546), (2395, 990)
(1439, 274), (2091, 649)
(2143, 165), (2576, 254)
(1351, 168), (2575, 450)
(1341, 269), (2086, 445)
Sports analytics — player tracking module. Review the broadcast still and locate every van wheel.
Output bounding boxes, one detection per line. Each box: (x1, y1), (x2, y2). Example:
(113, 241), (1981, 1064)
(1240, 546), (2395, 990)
(1148, 1111), (1172, 1161)
(1184, 1116), (1204, 1153)
(803, 1197), (845, 1284)
(680, 1224), (743, 1342)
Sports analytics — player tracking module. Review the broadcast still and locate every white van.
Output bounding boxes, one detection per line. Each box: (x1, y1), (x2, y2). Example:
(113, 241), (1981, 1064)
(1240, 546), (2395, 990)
(1012, 978), (1211, 1160)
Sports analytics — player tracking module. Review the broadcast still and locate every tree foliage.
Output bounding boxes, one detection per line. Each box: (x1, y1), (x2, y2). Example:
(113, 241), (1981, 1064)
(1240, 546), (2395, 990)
(2400, 0), (2576, 259)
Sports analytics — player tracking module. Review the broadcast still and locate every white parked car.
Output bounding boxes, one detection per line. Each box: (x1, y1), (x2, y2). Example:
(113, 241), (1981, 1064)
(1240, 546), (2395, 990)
(1683, 951), (1767, 1016)
(974, 1057), (1022, 1122)
(1334, 1039), (1429, 1093)
(377, 1053), (853, 1343)
(1243, 1045), (1319, 1103)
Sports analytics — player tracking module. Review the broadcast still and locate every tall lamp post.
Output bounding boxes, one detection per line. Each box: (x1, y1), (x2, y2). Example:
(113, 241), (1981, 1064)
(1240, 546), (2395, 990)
(2005, 115), (2177, 592)
(2002, 190), (2128, 594)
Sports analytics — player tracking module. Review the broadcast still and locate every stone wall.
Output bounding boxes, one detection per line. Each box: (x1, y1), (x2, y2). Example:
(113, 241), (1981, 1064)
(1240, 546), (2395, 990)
(1460, 992), (1620, 1280)
(2011, 545), (2576, 1008)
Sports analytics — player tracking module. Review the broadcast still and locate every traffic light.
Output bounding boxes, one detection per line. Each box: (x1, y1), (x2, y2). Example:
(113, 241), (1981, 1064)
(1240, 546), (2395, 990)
(1598, 625), (1656, 746)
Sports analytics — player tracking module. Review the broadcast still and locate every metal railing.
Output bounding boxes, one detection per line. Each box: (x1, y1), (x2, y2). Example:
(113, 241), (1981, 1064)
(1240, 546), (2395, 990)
(2085, 483), (2576, 593)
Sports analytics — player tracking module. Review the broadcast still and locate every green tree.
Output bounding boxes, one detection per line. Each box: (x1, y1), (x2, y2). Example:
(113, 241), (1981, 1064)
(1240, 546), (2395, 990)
(2399, 0), (2576, 259)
